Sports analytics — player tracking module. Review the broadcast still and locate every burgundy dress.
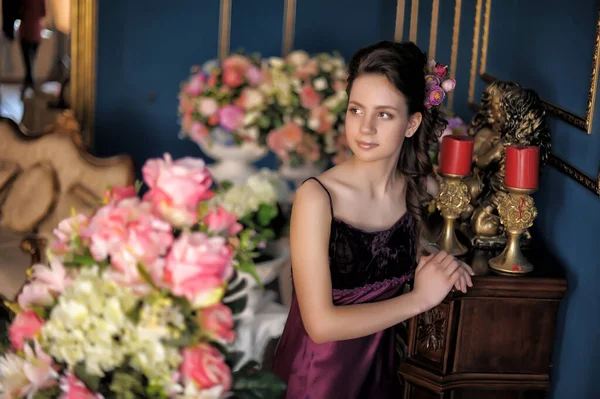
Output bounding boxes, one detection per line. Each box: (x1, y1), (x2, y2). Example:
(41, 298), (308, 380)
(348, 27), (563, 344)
(272, 177), (417, 399)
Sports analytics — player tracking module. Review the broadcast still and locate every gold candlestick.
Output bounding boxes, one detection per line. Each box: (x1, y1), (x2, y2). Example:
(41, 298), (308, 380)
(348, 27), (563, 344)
(489, 187), (537, 275)
(435, 174), (470, 256)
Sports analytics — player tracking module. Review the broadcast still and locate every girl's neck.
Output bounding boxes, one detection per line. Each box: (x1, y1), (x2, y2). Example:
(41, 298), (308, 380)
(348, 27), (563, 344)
(347, 155), (404, 199)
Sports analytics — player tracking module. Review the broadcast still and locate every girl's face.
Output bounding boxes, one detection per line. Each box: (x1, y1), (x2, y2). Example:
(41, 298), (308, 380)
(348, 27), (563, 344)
(345, 73), (421, 163)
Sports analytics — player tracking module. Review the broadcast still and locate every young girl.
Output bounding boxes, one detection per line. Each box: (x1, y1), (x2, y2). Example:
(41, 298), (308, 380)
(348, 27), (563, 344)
(272, 41), (474, 398)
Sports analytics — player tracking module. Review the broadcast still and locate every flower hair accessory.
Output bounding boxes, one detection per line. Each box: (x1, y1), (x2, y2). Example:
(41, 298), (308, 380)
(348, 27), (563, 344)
(424, 59), (456, 109)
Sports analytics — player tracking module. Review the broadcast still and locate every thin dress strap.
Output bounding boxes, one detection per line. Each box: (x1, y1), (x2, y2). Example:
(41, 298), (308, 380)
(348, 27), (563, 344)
(302, 177), (334, 217)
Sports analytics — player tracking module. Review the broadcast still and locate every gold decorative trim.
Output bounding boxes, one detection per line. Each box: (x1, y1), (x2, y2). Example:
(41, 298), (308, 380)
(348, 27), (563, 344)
(70, 0), (97, 148)
(428, 0), (440, 58)
(468, 0), (483, 104)
(470, 2), (600, 134)
(549, 154), (599, 196)
(448, 0), (462, 110)
(282, 0), (297, 55)
(218, 0), (232, 60)
(395, 0), (406, 41)
(409, 0), (419, 43)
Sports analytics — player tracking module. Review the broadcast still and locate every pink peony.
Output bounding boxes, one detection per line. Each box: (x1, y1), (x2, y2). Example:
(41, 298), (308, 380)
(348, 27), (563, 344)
(103, 185), (137, 204)
(299, 85), (322, 109)
(142, 153), (214, 227)
(203, 206), (243, 236)
(164, 232), (234, 308)
(199, 303), (235, 344)
(245, 65), (263, 86)
(434, 63), (448, 78)
(217, 105), (245, 132)
(84, 198), (173, 288)
(16, 257), (72, 310)
(60, 372), (103, 399)
(22, 340), (59, 395)
(198, 97), (219, 117)
(186, 74), (206, 96)
(426, 86), (445, 108)
(425, 75), (440, 88)
(9, 310), (45, 351)
(50, 213), (89, 254)
(266, 121), (304, 159)
(441, 78), (456, 92)
(181, 344), (232, 393)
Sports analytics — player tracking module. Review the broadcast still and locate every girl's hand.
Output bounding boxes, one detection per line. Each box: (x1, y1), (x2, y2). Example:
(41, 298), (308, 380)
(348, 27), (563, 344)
(413, 250), (474, 311)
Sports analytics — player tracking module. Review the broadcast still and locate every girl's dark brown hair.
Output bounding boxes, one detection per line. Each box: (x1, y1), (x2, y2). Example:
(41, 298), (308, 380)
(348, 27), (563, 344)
(346, 40), (448, 226)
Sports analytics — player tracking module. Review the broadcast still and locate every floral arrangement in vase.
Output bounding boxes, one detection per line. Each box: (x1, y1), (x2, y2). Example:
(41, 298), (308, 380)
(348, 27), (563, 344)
(0, 154), (285, 399)
(210, 169), (291, 266)
(263, 50), (349, 172)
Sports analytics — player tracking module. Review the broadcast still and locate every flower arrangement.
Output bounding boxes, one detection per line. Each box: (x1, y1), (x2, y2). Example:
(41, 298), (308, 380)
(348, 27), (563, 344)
(263, 50), (349, 169)
(0, 154), (285, 399)
(178, 53), (273, 148)
(428, 106), (468, 166)
(424, 59), (456, 109)
(210, 169), (290, 264)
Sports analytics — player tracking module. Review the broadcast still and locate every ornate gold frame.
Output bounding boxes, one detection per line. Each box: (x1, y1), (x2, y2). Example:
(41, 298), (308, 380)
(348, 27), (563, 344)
(70, 0), (97, 148)
(468, 0), (600, 196)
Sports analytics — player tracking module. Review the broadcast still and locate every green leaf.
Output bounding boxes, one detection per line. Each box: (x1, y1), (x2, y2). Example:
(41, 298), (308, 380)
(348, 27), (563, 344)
(31, 306), (48, 319)
(136, 263), (159, 291)
(236, 360), (260, 374)
(232, 370), (287, 399)
(33, 385), (62, 399)
(257, 204), (277, 227)
(237, 260), (263, 290)
(74, 362), (101, 392)
(109, 370), (146, 399)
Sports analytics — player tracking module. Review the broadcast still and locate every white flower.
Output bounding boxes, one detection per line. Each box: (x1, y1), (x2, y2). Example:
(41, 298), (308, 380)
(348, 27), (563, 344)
(293, 116), (306, 126)
(0, 353), (29, 398)
(285, 50), (309, 67)
(268, 57), (285, 68)
(241, 88), (264, 110)
(308, 117), (321, 131)
(243, 111), (261, 127)
(178, 382), (225, 399)
(313, 77), (328, 91)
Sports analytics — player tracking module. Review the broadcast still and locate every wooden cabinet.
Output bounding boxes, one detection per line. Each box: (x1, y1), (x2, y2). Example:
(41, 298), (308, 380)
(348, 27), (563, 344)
(399, 249), (567, 399)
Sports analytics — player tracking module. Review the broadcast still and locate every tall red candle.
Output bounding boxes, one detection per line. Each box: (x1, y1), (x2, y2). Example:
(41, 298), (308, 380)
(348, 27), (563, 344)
(438, 135), (475, 176)
(505, 145), (540, 189)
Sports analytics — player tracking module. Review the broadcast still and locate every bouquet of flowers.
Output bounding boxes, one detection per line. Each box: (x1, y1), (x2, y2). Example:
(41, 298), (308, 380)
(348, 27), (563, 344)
(0, 154), (285, 399)
(210, 169), (290, 265)
(428, 106), (468, 166)
(263, 50), (349, 169)
(424, 59), (456, 109)
(178, 53), (272, 148)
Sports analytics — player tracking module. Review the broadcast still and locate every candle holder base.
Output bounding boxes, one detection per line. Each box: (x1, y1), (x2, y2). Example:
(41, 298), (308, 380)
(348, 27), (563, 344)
(435, 174), (470, 257)
(489, 187), (537, 275)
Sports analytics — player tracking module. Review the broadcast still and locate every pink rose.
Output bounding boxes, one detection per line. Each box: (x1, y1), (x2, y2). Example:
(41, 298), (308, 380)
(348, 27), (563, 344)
(203, 206), (243, 236)
(200, 303), (235, 344)
(217, 105), (245, 132)
(181, 344), (232, 393)
(222, 67), (244, 88)
(186, 74), (206, 96)
(103, 185), (137, 204)
(434, 63), (448, 78)
(198, 97), (219, 117)
(164, 232), (234, 308)
(50, 214), (89, 254)
(441, 78), (456, 92)
(245, 65), (263, 86)
(9, 310), (45, 351)
(85, 198), (173, 289)
(188, 122), (209, 144)
(222, 54), (251, 71)
(142, 154), (214, 227)
(60, 373), (102, 399)
(299, 85), (322, 109)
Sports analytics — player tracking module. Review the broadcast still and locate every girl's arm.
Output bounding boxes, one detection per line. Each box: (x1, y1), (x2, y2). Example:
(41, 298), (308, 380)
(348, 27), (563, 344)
(290, 180), (463, 344)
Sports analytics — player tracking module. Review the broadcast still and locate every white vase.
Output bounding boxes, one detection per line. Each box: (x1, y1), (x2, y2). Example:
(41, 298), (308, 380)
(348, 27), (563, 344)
(197, 140), (268, 184)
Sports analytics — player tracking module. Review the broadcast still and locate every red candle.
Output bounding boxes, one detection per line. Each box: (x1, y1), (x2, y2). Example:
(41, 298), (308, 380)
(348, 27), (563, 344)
(505, 145), (540, 189)
(438, 135), (475, 176)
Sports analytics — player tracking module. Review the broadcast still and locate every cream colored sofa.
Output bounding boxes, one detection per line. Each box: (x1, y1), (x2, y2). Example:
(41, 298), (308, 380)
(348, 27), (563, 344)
(0, 111), (134, 301)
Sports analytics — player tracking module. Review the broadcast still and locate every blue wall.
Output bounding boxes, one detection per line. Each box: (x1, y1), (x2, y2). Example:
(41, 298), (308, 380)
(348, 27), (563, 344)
(94, 0), (600, 396)
(94, 0), (397, 174)
(406, 0), (600, 397)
